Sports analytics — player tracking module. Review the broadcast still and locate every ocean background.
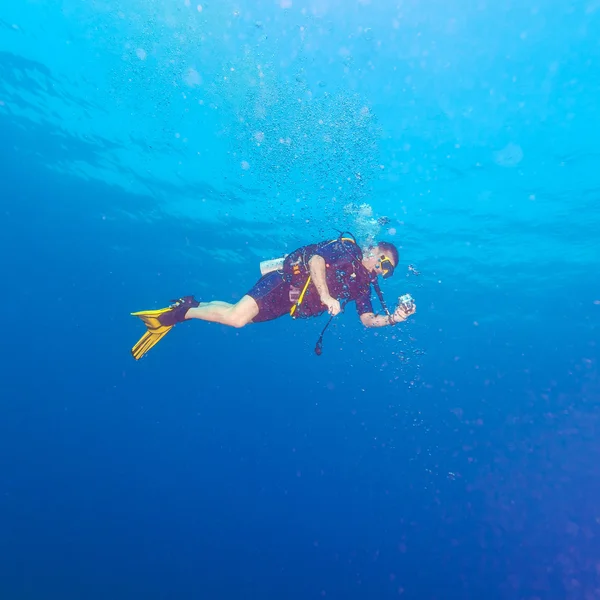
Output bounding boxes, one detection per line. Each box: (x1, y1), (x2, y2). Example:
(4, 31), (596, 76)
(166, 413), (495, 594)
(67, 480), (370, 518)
(1, 1), (599, 598)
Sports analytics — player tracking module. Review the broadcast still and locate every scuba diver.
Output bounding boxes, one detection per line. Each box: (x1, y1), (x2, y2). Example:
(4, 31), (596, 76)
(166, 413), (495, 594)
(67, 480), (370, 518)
(130, 233), (416, 360)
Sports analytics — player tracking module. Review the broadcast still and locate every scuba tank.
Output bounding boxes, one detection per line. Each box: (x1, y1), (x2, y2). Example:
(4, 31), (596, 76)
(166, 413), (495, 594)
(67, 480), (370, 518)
(259, 256), (287, 276)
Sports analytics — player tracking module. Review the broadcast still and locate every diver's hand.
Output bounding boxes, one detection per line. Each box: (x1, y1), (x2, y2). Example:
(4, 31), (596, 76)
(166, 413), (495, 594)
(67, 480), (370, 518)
(392, 301), (416, 323)
(321, 295), (341, 316)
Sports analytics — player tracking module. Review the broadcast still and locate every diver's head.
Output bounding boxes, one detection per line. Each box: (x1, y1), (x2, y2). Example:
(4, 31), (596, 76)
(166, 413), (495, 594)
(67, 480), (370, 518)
(362, 241), (399, 279)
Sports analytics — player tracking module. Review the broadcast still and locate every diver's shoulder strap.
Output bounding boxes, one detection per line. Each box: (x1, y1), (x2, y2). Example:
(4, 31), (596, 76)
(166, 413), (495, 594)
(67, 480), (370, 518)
(332, 230), (358, 245)
(318, 231), (360, 255)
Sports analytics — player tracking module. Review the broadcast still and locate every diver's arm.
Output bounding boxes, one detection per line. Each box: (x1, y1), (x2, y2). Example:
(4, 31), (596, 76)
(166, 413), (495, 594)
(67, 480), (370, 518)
(308, 255), (332, 302)
(360, 301), (416, 328)
(360, 312), (398, 328)
(309, 254), (341, 315)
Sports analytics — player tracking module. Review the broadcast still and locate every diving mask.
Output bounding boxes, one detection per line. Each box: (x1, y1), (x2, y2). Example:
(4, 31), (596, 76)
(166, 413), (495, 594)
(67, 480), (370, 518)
(378, 255), (395, 279)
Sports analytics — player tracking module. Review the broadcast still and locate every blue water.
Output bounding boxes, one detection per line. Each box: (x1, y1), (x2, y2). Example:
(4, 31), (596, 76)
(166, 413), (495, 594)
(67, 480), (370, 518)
(1, 1), (599, 598)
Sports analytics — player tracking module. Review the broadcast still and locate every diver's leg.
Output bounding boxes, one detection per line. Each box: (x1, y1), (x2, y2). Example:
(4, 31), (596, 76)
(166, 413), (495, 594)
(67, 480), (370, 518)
(185, 295), (259, 328)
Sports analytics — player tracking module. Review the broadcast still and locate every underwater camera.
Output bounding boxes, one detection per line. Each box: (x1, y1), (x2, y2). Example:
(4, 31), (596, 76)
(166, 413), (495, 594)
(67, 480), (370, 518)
(397, 293), (415, 312)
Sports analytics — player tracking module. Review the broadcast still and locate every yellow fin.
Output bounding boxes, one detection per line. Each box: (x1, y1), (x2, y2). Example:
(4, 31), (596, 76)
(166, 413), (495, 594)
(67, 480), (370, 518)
(130, 307), (175, 360)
